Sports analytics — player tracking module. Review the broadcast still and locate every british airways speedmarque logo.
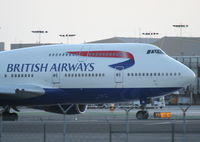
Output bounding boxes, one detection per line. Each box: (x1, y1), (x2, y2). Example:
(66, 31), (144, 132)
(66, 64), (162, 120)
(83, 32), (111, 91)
(67, 51), (135, 70)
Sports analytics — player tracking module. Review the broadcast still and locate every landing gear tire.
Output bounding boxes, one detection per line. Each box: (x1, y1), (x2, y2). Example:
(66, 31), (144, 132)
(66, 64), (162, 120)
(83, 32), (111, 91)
(136, 110), (149, 120)
(1, 112), (18, 121)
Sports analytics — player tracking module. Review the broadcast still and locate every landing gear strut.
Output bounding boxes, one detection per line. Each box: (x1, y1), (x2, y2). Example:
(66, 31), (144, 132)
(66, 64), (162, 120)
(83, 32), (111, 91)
(136, 98), (149, 120)
(0, 106), (18, 121)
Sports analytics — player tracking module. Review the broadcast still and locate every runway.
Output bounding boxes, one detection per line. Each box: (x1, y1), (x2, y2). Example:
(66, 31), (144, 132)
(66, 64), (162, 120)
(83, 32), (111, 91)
(15, 105), (200, 121)
(0, 106), (199, 142)
(1, 119), (200, 142)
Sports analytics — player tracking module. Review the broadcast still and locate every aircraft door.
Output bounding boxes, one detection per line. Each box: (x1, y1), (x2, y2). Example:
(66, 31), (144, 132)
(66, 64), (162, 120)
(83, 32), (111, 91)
(51, 71), (60, 87)
(114, 66), (124, 88)
(78, 46), (90, 62)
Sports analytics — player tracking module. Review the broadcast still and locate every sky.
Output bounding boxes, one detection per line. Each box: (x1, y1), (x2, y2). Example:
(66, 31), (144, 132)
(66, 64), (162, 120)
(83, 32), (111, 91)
(0, 0), (200, 49)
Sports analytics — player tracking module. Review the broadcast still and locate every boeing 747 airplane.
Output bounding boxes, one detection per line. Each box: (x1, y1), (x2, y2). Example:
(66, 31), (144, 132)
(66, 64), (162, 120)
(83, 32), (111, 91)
(0, 43), (195, 120)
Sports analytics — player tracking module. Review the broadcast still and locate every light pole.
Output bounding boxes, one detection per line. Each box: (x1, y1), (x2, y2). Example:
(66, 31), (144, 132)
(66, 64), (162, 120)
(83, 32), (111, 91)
(31, 30), (48, 44)
(142, 32), (159, 36)
(142, 32), (159, 43)
(172, 24), (188, 37)
(0, 27), (1, 39)
(59, 34), (76, 44)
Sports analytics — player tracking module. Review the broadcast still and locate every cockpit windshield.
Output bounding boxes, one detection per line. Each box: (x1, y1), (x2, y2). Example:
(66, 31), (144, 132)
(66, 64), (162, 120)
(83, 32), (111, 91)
(146, 49), (164, 54)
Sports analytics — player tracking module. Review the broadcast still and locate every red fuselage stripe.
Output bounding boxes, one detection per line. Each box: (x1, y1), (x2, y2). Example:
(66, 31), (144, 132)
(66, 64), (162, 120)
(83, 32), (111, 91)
(67, 51), (134, 59)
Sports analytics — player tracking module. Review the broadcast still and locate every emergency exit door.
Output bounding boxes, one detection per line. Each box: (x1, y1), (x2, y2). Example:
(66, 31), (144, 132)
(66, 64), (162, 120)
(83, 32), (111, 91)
(78, 46), (90, 62)
(114, 66), (124, 88)
(51, 71), (60, 87)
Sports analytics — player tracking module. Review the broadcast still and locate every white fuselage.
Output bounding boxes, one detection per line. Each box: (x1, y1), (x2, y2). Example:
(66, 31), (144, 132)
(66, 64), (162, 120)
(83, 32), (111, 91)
(0, 43), (195, 105)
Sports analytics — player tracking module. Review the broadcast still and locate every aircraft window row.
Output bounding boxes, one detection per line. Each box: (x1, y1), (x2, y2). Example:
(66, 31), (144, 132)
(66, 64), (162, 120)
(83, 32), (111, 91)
(49, 52), (124, 57)
(65, 73), (105, 77)
(49, 53), (77, 57)
(116, 73), (121, 77)
(88, 52), (123, 57)
(127, 72), (181, 77)
(4, 74), (34, 78)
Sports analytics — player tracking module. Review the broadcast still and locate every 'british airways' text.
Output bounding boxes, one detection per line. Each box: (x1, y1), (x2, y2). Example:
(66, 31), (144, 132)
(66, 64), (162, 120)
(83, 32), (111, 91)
(7, 63), (95, 72)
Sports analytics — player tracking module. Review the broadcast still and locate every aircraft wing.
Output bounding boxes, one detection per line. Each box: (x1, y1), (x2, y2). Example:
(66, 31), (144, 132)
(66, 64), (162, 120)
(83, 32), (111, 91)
(0, 84), (45, 100)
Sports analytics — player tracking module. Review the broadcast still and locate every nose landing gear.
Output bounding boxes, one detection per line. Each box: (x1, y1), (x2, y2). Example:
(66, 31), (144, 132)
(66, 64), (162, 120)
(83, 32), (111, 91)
(136, 98), (149, 120)
(136, 110), (149, 120)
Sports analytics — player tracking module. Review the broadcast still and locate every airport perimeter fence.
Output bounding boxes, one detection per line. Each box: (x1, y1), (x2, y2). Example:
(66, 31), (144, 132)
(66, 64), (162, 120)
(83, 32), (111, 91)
(0, 120), (200, 142)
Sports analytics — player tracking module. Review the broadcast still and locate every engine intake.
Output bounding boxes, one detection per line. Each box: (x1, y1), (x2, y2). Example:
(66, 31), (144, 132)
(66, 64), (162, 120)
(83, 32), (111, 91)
(44, 104), (87, 114)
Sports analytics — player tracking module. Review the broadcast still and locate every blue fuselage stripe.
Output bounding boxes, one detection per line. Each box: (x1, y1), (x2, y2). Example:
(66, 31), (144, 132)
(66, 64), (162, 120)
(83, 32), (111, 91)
(0, 87), (181, 106)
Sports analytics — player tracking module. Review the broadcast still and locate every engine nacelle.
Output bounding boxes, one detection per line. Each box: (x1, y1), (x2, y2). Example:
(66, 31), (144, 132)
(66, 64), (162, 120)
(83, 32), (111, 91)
(43, 104), (87, 114)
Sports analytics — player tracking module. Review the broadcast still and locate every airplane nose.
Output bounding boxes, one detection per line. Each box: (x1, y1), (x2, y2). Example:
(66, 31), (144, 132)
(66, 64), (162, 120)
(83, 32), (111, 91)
(183, 66), (196, 85)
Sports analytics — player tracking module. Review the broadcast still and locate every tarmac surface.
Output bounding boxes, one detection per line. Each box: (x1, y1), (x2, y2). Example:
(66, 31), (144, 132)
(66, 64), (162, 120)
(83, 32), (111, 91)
(0, 105), (200, 142)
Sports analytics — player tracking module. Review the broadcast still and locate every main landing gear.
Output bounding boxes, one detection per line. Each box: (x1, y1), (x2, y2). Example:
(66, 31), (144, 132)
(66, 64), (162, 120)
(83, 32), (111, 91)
(136, 108), (149, 120)
(0, 106), (19, 121)
(136, 98), (149, 120)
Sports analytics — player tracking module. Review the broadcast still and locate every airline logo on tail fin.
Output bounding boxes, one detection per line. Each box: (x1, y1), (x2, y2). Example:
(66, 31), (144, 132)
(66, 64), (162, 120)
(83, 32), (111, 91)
(67, 51), (135, 70)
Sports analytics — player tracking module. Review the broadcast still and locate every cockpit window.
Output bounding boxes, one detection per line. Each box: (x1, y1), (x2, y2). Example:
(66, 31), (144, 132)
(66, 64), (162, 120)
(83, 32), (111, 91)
(146, 49), (164, 54)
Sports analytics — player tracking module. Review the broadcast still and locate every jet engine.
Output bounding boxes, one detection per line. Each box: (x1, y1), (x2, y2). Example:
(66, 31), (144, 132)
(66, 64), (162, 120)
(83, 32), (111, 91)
(43, 104), (87, 114)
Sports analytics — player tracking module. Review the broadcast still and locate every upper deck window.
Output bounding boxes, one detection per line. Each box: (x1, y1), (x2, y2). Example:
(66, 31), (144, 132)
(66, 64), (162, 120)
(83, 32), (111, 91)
(146, 49), (164, 54)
